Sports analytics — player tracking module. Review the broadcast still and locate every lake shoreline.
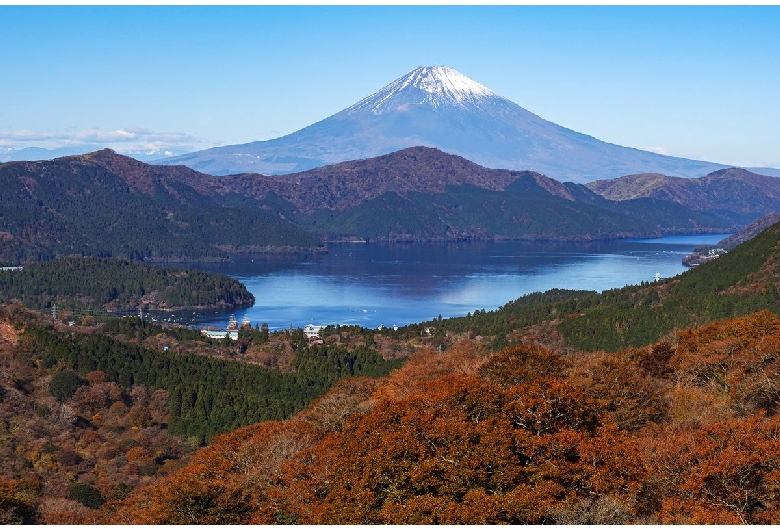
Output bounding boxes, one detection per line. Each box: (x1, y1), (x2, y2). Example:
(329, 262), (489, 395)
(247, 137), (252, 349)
(176, 234), (731, 332)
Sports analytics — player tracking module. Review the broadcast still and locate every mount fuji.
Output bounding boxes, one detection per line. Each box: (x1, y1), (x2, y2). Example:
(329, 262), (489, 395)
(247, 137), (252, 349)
(159, 66), (731, 183)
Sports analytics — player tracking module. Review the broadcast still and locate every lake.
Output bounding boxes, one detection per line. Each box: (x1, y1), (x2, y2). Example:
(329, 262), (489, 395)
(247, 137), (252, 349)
(179, 234), (729, 331)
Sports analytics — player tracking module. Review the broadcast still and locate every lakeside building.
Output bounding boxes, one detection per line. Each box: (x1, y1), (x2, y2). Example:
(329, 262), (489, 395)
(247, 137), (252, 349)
(201, 330), (239, 340)
(304, 324), (324, 339)
(201, 314), (243, 340)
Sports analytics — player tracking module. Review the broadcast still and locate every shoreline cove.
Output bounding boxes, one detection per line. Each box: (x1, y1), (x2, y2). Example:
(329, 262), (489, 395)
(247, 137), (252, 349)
(173, 234), (730, 331)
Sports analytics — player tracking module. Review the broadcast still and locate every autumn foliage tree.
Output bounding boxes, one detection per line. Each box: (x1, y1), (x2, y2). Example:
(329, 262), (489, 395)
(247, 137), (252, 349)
(259, 372), (647, 524)
(644, 415), (780, 524)
(73, 312), (780, 524)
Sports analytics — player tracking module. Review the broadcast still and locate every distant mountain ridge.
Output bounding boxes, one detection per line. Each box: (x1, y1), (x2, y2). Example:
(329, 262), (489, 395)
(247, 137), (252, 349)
(4, 147), (780, 264)
(158, 65), (740, 183)
(221, 146), (549, 212)
(586, 168), (780, 225)
(0, 145), (190, 163)
(0, 151), (321, 264)
(194, 146), (778, 239)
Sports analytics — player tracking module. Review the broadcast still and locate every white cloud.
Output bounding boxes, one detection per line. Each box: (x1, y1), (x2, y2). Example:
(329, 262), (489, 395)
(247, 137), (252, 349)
(0, 127), (213, 155)
(649, 146), (669, 155)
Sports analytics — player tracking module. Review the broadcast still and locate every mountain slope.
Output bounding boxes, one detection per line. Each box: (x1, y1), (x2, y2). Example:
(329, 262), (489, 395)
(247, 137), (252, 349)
(158, 65), (730, 183)
(682, 213), (780, 267)
(0, 151), (321, 264)
(192, 145), (741, 241)
(299, 184), (657, 242)
(0, 303), (403, 523)
(224, 146), (574, 213)
(440, 219), (780, 352)
(0, 147), (753, 264)
(212, 147), (742, 240)
(717, 213), (780, 250)
(586, 168), (780, 226)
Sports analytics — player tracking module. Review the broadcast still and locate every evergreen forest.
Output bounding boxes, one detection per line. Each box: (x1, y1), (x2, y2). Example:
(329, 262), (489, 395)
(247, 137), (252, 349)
(21, 321), (403, 444)
(0, 257), (255, 312)
(0, 152), (321, 263)
(427, 220), (780, 352)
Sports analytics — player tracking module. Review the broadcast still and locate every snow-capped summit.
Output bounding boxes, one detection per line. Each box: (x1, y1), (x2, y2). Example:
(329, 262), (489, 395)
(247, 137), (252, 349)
(347, 66), (497, 114)
(158, 65), (728, 182)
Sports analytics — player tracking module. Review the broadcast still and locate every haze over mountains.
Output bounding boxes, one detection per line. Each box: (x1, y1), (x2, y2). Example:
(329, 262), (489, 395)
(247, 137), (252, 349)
(7, 66), (778, 182)
(0, 145), (190, 164)
(158, 65), (768, 183)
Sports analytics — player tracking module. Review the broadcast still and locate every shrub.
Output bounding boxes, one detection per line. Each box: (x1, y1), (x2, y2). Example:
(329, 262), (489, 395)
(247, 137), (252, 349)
(49, 370), (86, 402)
(68, 482), (103, 509)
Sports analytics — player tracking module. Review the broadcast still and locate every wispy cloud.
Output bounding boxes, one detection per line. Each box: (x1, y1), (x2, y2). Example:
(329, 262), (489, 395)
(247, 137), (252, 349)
(648, 146), (669, 156)
(0, 127), (213, 155)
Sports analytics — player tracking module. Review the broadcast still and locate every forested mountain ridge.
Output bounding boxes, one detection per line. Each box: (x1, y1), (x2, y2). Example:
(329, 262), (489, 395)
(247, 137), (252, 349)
(717, 212), (780, 250)
(681, 213), (780, 267)
(2, 148), (771, 262)
(225, 146), (553, 212)
(214, 146), (744, 239)
(0, 151), (321, 264)
(430, 219), (780, 353)
(163, 148), (780, 239)
(586, 168), (780, 226)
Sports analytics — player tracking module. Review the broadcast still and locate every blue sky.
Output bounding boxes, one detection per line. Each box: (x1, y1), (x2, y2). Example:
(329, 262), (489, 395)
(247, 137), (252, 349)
(1, 5), (779, 168)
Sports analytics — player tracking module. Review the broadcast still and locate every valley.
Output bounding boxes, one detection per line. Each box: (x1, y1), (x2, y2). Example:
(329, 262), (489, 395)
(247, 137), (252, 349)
(4, 218), (780, 523)
(3, 136), (780, 524)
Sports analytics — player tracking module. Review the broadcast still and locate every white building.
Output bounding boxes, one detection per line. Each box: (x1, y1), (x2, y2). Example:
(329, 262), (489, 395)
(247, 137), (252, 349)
(201, 329), (239, 341)
(304, 324), (324, 339)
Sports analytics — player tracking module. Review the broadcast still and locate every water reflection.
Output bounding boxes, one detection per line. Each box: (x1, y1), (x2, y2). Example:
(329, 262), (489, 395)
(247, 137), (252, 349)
(179, 234), (729, 331)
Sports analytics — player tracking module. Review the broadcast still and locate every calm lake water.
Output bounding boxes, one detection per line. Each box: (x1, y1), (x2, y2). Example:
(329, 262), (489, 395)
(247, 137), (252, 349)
(179, 234), (729, 331)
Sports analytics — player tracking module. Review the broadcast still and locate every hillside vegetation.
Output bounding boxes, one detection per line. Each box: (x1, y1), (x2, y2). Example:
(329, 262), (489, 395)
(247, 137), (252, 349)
(4, 222), (780, 523)
(86, 310), (780, 524)
(22, 321), (402, 444)
(0, 257), (254, 313)
(4, 147), (777, 263)
(430, 220), (780, 353)
(0, 305), (403, 523)
(299, 184), (656, 242)
(0, 151), (321, 263)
